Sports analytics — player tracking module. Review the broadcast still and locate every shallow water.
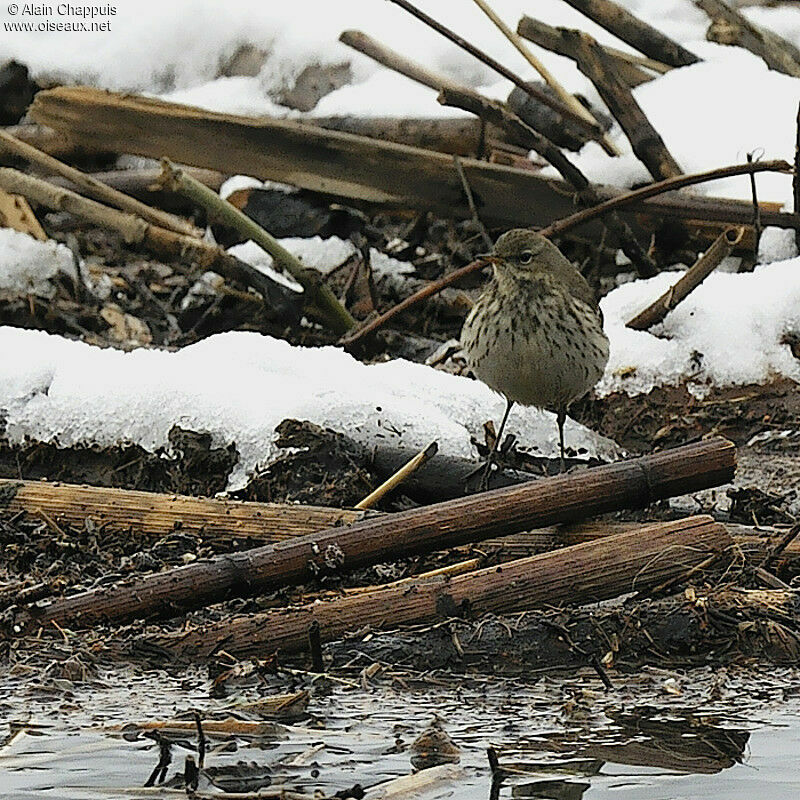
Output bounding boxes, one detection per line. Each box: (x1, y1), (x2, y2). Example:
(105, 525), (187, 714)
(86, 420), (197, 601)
(2, 664), (800, 799)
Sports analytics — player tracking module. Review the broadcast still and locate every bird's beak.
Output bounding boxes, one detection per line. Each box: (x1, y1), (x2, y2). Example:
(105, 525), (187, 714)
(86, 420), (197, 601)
(478, 254), (500, 265)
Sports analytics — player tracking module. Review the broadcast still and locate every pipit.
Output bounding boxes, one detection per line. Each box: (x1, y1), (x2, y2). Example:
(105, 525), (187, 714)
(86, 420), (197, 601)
(461, 229), (610, 474)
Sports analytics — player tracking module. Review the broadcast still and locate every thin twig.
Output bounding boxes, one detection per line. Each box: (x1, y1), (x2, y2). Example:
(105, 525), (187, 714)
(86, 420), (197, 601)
(542, 158), (792, 238)
(453, 155), (492, 250)
(747, 151), (762, 263)
(355, 441), (438, 510)
(385, 0), (606, 143)
(795, 103), (800, 253)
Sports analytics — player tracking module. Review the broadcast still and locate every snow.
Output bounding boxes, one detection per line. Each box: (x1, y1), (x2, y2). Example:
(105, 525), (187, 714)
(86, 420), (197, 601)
(0, 327), (617, 490)
(0, 229), (76, 297)
(599, 257), (800, 398)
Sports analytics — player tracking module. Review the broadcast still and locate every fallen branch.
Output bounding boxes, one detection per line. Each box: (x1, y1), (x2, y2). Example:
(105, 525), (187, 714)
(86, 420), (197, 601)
(565, 29), (683, 181)
(157, 516), (731, 658)
(0, 166), (299, 315)
(516, 15), (662, 86)
(437, 85), (658, 277)
(562, 0), (701, 67)
(0, 479), (361, 542)
(384, 0), (610, 146)
(0, 128), (200, 237)
(159, 160), (356, 335)
(696, 0), (800, 78)
(627, 226), (745, 330)
(544, 158), (792, 238)
(10, 437), (735, 631)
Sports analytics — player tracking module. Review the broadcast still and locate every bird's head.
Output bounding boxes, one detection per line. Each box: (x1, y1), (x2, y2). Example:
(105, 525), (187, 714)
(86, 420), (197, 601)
(482, 229), (565, 278)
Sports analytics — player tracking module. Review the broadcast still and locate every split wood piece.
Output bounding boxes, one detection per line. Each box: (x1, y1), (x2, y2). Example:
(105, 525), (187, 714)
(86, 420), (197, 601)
(384, 0), (610, 147)
(469, 0), (606, 137)
(158, 516), (732, 658)
(561, 0), (701, 68)
(159, 160), (356, 335)
(516, 15), (660, 86)
(29, 87), (800, 234)
(0, 166), (298, 315)
(354, 441), (438, 510)
(11, 437), (736, 632)
(0, 479), (361, 543)
(696, 0), (800, 78)
(565, 30), (683, 181)
(437, 85), (658, 278)
(0, 188), (46, 239)
(313, 115), (496, 156)
(0, 128), (200, 238)
(544, 159), (792, 238)
(627, 226), (745, 330)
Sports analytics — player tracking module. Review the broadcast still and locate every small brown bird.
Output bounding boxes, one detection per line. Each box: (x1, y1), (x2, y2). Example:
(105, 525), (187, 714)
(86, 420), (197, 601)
(461, 229), (610, 474)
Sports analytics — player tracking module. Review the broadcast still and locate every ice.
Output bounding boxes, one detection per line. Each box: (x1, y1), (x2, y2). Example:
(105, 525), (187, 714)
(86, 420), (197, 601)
(0, 327), (617, 490)
(758, 226), (798, 265)
(0, 229), (76, 297)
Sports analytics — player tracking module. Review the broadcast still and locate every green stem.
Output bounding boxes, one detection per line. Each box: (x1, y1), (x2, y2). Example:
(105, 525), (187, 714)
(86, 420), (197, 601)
(160, 159), (357, 335)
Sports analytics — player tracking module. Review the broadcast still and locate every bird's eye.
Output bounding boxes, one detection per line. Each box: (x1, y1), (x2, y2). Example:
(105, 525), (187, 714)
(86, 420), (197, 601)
(519, 251), (534, 265)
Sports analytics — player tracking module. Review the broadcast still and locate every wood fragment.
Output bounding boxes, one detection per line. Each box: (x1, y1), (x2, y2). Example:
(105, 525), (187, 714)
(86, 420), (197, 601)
(627, 226), (745, 330)
(0, 166), (300, 312)
(384, 0), (608, 143)
(0, 128), (200, 238)
(355, 441), (438, 510)
(0, 478), (362, 542)
(696, 0), (800, 77)
(159, 160), (357, 335)
(0, 188), (46, 239)
(565, 29), (683, 181)
(562, 0), (701, 67)
(158, 516), (732, 658)
(30, 87), (800, 234)
(10, 437), (736, 632)
(516, 15), (663, 86)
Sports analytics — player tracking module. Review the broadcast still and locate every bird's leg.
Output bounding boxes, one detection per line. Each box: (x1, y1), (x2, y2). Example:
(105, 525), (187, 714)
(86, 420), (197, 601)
(557, 407), (567, 473)
(481, 397), (514, 490)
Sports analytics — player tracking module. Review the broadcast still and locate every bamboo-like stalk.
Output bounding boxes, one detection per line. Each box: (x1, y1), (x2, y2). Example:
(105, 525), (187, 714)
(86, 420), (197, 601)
(627, 226), (745, 330)
(158, 516), (732, 659)
(159, 160), (356, 335)
(10, 437), (736, 632)
(469, 0), (609, 140)
(385, 0), (608, 144)
(0, 128), (200, 238)
(355, 441), (438, 510)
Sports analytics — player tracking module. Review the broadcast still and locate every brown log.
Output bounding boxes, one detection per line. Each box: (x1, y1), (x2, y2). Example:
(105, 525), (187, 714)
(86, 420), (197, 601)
(696, 0), (800, 78)
(565, 30), (683, 181)
(28, 87), (800, 236)
(0, 479), (361, 542)
(11, 438), (736, 632)
(627, 226), (745, 330)
(159, 516), (732, 658)
(517, 15), (655, 87)
(561, 0), (701, 67)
